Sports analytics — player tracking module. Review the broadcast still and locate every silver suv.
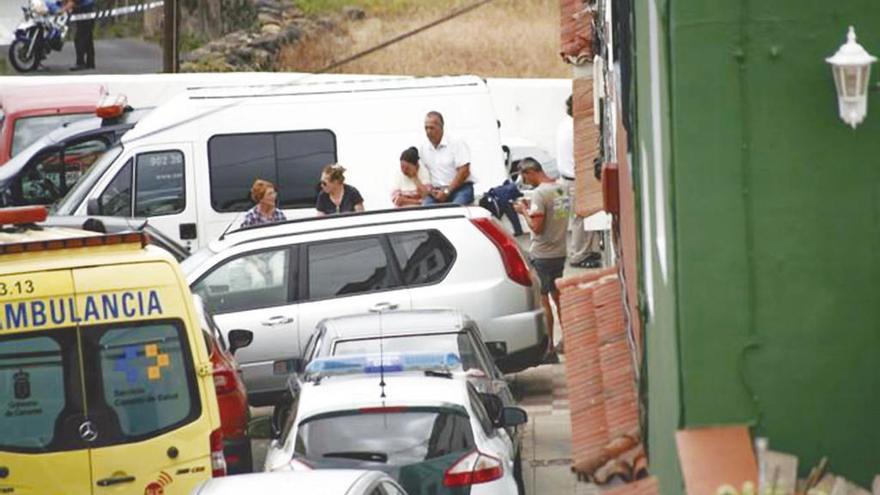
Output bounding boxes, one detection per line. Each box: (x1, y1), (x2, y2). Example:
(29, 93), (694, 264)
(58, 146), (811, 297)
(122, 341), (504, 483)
(182, 205), (547, 405)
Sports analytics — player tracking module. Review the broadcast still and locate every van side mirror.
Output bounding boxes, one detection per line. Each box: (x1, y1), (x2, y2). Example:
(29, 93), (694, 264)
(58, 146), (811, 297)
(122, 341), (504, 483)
(227, 329), (253, 356)
(86, 198), (100, 215)
(499, 406), (528, 428)
(247, 415), (279, 440)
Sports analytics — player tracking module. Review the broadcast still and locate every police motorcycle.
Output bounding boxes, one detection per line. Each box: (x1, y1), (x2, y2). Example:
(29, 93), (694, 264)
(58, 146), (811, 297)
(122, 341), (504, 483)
(8, 0), (69, 72)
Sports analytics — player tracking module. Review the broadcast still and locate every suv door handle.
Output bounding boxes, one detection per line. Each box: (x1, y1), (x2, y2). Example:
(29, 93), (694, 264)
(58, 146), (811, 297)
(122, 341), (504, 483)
(96, 475), (136, 487)
(369, 302), (399, 312)
(262, 315), (294, 326)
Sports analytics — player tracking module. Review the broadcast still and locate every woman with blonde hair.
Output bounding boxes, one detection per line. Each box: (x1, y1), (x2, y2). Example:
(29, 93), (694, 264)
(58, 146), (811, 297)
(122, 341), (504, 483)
(240, 179), (286, 228)
(316, 164), (364, 215)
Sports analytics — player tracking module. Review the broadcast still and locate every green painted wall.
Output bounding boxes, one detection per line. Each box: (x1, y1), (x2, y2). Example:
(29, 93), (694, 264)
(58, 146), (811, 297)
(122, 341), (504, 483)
(631, 1), (685, 494)
(634, 0), (880, 489)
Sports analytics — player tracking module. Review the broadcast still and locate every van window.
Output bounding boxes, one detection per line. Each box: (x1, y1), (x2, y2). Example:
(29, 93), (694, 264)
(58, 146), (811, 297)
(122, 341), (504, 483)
(98, 158), (132, 216)
(0, 332), (74, 451)
(193, 248), (291, 314)
(208, 130), (336, 212)
(135, 151), (185, 216)
(91, 321), (199, 440)
(306, 237), (394, 300)
(389, 231), (456, 286)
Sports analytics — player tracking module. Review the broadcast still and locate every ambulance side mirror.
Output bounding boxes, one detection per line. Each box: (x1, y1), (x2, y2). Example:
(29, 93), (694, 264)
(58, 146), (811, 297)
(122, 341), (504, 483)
(228, 329), (253, 356)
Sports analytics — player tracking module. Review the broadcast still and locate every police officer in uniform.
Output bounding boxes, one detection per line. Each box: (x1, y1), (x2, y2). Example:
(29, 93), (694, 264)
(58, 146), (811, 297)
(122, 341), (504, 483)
(65, 0), (96, 70)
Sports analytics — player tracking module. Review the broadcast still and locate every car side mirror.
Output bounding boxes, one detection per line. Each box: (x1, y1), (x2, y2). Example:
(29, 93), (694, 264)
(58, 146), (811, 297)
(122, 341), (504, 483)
(247, 415), (279, 440)
(479, 392), (504, 426)
(499, 406), (528, 428)
(227, 329), (253, 356)
(86, 198), (100, 215)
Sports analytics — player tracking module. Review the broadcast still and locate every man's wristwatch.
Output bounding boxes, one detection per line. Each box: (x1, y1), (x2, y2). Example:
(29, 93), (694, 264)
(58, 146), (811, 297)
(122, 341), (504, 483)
(442, 187), (451, 195)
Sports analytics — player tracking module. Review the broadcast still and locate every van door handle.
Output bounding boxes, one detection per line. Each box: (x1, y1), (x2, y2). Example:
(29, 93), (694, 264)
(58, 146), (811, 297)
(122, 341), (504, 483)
(262, 315), (294, 326)
(369, 302), (399, 312)
(96, 475), (136, 487)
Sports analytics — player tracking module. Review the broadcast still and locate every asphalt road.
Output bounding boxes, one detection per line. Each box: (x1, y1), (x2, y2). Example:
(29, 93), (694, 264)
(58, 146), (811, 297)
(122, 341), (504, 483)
(1, 37), (162, 75)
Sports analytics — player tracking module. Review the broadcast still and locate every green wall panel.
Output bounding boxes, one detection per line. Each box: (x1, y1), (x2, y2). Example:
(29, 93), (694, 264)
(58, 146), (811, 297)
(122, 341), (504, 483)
(653, 0), (880, 487)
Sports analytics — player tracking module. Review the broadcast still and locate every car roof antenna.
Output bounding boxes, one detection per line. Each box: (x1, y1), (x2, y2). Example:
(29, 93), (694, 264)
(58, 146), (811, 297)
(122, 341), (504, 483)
(218, 211), (244, 241)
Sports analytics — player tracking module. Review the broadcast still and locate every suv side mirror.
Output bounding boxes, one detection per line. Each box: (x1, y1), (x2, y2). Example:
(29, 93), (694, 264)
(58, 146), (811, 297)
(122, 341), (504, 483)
(86, 198), (100, 215)
(227, 329), (253, 356)
(499, 406), (528, 428)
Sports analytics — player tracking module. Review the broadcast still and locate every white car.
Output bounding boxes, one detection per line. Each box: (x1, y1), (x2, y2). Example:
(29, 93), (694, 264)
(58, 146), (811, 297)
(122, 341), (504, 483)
(191, 470), (408, 495)
(182, 205), (548, 405)
(262, 353), (528, 495)
(299, 309), (517, 417)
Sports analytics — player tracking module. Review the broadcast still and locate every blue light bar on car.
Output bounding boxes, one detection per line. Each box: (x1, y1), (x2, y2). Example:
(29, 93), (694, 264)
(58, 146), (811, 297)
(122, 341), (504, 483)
(304, 352), (462, 379)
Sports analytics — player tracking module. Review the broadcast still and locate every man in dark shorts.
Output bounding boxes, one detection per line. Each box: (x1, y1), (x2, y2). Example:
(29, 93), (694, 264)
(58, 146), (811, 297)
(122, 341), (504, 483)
(513, 158), (569, 357)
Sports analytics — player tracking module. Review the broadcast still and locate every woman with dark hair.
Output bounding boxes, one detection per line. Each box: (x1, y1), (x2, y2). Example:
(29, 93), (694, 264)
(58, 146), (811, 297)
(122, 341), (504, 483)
(391, 146), (431, 207)
(316, 164), (364, 215)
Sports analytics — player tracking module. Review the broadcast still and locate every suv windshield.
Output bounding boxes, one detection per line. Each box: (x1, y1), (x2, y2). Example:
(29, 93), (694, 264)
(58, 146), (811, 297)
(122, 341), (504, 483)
(53, 144), (122, 214)
(295, 408), (474, 466)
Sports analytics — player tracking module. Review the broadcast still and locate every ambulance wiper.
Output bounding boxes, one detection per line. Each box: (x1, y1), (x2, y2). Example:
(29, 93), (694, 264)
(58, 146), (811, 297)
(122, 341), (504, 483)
(323, 451), (388, 463)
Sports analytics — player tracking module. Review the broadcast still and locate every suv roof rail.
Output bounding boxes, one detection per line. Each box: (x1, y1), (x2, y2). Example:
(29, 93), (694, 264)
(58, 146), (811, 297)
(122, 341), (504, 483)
(221, 204), (467, 241)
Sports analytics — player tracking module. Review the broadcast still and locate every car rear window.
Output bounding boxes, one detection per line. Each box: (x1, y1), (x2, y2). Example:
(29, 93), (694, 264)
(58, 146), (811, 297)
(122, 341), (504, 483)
(388, 231), (456, 286)
(332, 333), (482, 372)
(295, 408), (474, 466)
(91, 321), (199, 439)
(0, 331), (75, 451)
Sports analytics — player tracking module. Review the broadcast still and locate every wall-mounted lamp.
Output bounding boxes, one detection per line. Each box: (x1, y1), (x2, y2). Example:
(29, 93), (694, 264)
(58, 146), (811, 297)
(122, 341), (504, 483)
(826, 26), (877, 129)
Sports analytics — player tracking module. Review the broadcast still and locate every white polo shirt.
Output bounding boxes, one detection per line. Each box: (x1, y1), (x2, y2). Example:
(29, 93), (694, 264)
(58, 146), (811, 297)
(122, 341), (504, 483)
(419, 133), (473, 187)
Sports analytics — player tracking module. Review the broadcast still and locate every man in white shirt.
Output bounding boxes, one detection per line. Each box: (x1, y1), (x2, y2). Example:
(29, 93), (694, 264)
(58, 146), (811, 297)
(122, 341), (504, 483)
(557, 96), (601, 268)
(419, 111), (475, 205)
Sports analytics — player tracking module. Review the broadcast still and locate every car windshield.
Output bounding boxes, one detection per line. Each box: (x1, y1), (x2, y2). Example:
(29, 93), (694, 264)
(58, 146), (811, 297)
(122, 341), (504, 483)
(53, 144), (122, 214)
(12, 113), (93, 158)
(331, 332), (484, 374)
(295, 408), (474, 466)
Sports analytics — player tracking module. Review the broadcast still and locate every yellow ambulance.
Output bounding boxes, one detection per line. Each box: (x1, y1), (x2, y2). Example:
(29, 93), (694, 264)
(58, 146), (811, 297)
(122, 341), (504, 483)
(0, 206), (226, 495)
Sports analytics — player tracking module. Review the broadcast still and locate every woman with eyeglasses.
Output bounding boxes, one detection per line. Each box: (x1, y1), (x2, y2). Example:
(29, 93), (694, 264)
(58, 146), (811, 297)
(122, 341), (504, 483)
(316, 164), (364, 215)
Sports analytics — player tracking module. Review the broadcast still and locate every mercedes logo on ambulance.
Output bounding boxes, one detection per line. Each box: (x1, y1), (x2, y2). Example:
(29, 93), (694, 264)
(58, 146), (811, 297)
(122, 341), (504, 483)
(79, 421), (98, 442)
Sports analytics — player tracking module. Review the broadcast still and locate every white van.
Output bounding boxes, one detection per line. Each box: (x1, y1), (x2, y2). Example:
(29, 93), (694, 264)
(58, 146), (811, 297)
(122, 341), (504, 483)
(53, 75), (508, 249)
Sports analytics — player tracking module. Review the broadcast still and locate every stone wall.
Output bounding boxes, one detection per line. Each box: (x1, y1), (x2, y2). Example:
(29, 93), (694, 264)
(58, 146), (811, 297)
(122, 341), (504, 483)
(181, 0), (350, 71)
